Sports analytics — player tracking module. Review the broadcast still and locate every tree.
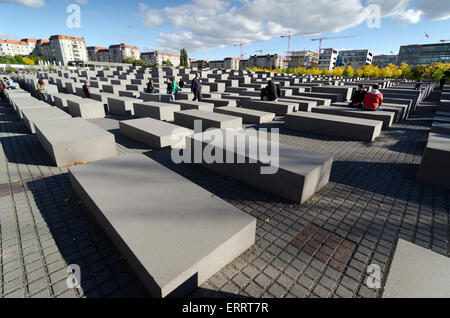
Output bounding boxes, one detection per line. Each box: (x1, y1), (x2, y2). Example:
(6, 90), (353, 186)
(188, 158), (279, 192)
(162, 60), (173, 67)
(179, 48), (189, 67)
(22, 57), (35, 65)
(331, 66), (344, 77)
(343, 66), (355, 77)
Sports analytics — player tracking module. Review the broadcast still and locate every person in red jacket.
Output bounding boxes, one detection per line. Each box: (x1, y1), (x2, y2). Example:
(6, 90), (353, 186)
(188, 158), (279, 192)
(363, 84), (383, 111)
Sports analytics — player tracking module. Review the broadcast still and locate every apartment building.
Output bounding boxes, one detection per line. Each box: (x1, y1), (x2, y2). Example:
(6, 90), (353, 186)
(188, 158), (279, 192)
(87, 46), (107, 61)
(247, 54), (284, 69)
(0, 39), (29, 56)
(286, 50), (319, 68)
(190, 60), (209, 68)
(21, 38), (39, 55)
(318, 48), (339, 70)
(49, 35), (89, 65)
(208, 60), (224, 69)
(109, 44), (140, 63)
(336, 49), (373, 69)
(141, 51), (180, 66)
(397, 43), (450, 66)
(223, 57), (240, 69)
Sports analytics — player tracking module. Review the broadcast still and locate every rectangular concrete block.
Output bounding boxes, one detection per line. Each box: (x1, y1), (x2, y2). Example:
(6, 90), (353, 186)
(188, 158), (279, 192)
(107, 96), (142, 116)
(174, 109), (242, 130)
(237, 99), (297, 115)
(185, 130), (333, 203)
(168, 100), (214, 112)
(139, 92), (174, 103)
(119, 118), (193, 149)
(286, 112), (383, 142)
(133, 101), (181, 121)
(431, 121), (450, 135)
(214, 106), (275, 124)
(53, 93), (83, 112)
(383, 239), (450, 298)
(21, 107), (72, 134)
(416, 133), (450, 190)
(67, 99), (105, 119)
(68, 153), (256, 297)
(35, 118), (116, 167)
(278, 98), (317, 112)
(312, 106), (394, 129)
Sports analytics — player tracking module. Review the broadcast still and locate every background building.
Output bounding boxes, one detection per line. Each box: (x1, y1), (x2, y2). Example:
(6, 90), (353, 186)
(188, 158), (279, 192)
(224, 57), (240, 69)
(247, 54), (284, 69)
(286, 50), (319, 68)
(208, 60), (224, 69)
(21, 38), (39, 55)
(0, 39), (29, 56)
(87, 46), (107, 61)
(318, 48), (339, 70)
(190, 60), (209, 68)
(49, 35), (89, 65)
(336, 49), (373, 69)
(372, 54), (398, 68)
(141, 51), (180, 66)
(109, 43), (140, 63)
(397, 43), (450, 66)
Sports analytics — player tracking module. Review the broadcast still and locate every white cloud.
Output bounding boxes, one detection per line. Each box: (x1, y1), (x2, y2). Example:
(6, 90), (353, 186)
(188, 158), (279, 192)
(0, 0), (44, 7)
(416, 0), (450, 21)
(0, 33), (21, 40)
(139, 2), (164, 27)
(139, 0), (450, 53)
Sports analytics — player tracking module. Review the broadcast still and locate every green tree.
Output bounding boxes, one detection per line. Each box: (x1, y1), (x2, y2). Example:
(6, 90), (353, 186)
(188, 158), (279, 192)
(179, 48), (189, 67)
(343, 66), (355, 77)
(162, 60), (173, 67)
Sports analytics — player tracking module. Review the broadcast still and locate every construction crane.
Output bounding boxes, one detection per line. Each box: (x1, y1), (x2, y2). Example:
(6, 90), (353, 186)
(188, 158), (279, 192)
(311, 35), (357, 52)
(233, 39), (268, 61)
(280, 31), (319, 56)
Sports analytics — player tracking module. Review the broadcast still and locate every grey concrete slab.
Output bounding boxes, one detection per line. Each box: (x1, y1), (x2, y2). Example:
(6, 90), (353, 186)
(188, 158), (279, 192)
(333, 102), (403, 123)
(11, 97), (51, 119)
(199, 98), (236, 107)
(214, 106), (275, 124)
(312, 106), (394, 129)
(68, 153), (256, 298)
(174, 109), (242, 130)
(237, 99), (297, 116)
(67, 99), (105, 119)
(286, 112), (383, 142)
(139, 92), (174, 103)
(185, 129), (333, 203)
(278, 98), (317, 112)
(35, 118), (116, 167)
(53, 93), (83, 112)
(416, 133), (450, 190)
(168, 100), (214, 112)
(119, 118), (193, 149)
(107, 96), (142, 116)
(383, 239), (450, 298)
(133, 101), (181, 121)
(21, 107), (72, 134)
(431, 121), (450, 135)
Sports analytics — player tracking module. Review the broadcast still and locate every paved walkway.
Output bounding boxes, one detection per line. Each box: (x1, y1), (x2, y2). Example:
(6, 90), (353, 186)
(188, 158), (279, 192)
(0, 95), (448, 298)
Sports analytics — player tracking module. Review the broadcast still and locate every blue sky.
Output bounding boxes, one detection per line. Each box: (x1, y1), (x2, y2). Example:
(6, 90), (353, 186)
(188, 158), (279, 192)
(0, 0), (449, 60)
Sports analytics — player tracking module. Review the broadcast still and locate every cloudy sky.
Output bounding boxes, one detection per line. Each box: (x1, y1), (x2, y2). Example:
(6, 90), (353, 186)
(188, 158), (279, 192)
(1, 0), (449, 60)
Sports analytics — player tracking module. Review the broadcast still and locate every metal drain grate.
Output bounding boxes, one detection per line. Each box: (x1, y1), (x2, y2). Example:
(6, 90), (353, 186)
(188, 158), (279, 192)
(290, 223), (356, 272)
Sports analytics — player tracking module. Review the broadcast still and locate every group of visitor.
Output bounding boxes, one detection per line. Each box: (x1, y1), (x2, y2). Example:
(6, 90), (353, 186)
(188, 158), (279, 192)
(260, 81), (282, 101)
(349, 84), (384, 111)
(145, 72), (203, 102)
(0, 77), (15, 101)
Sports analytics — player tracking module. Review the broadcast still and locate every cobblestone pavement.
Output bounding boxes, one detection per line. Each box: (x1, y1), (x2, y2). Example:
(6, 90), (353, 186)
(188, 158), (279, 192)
(0, 94), (448, 298)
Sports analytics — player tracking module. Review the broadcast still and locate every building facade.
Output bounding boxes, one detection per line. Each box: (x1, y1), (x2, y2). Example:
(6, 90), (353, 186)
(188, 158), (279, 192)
(190, 60), (209, 68)
(208, 60), (224, 69)
(336, 49), (373, 69)
(21, 38), (39, 55)
(0, 39), (30, 56)
(247, 54), (284, 69)
(286, 50), (319, 68)
(141, 51), (180, 66)
(49, 35), (89, 65)
(87, 46), (107, 62)
(109, 44), (140, 63)
(372, 54), (398, 68)
(223, 57), (240, 69)
(397, 43), (450, 66)
(318, 48), (339, 70)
